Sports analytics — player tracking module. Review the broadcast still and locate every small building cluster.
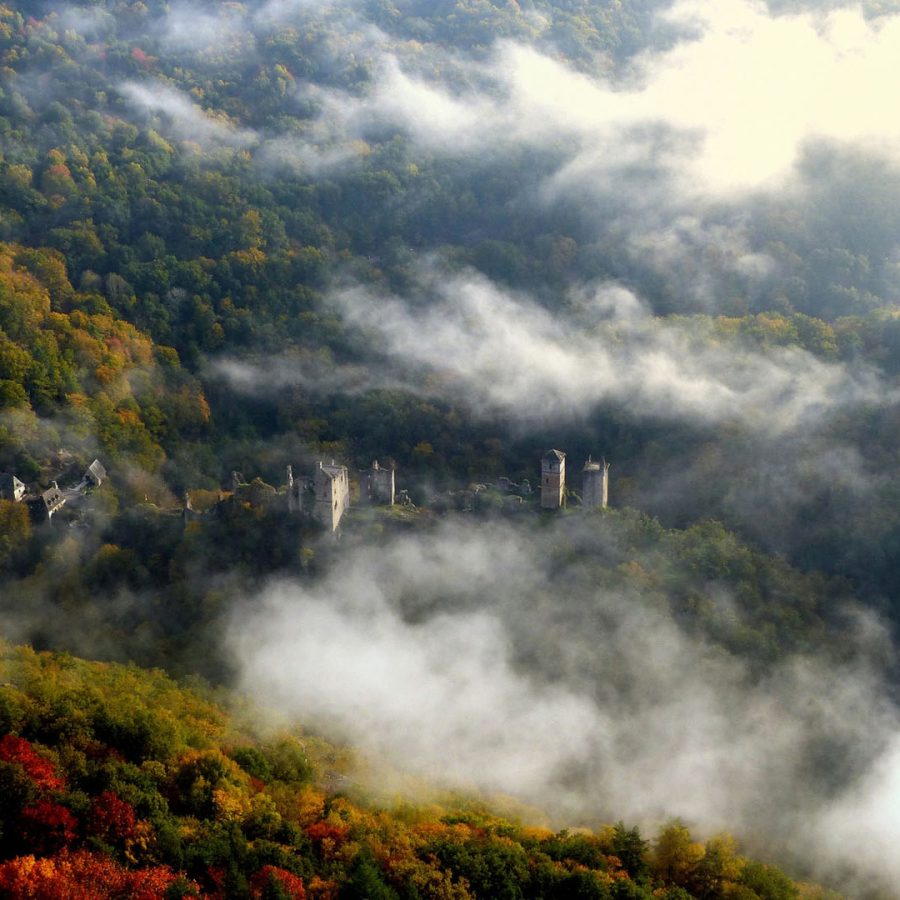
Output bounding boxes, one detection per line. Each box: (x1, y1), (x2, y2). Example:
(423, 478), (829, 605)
(0, 459), (107, 522)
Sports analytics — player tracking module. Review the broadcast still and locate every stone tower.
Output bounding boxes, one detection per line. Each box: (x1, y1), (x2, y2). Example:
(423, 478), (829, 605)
(541, 449), (566, 509)
(363, 460), (395, 506)
(314, 460), (350, 532)
(582, 456), (609, 510)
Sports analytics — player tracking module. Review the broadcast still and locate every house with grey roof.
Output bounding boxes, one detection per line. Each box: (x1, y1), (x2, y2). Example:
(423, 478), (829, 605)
(85, 459), (107, 486)
(0, 473), (25, 503)
(30, 483), (66, 521)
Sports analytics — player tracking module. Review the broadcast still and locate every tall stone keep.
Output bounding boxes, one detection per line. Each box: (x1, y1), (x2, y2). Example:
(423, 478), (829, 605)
(314, 460), (350, 532)
(541, 449), (566, 509)
(363, 460), (395, 506)
(582, 456), (609, 510)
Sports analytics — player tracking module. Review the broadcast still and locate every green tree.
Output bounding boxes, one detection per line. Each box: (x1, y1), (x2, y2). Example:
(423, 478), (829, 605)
(0, 499), (31, 570)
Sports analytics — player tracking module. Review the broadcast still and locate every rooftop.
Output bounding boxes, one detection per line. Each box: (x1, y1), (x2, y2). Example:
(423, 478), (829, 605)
(40, 486), (65, 510)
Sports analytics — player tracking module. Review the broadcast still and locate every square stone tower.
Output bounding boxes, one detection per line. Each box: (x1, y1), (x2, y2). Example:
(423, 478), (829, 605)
(363, 460), (395, 506)
(314, 460), (350, 532)
(582, 456), (609, 510)
(541, 449), (566, 509)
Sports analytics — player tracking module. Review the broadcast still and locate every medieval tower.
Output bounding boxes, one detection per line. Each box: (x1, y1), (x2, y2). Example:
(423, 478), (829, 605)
(314, 460), (351, 532)
(582, 456), (609, 510)
(362, 460), (395, 506)
(541, 449), (566, 509)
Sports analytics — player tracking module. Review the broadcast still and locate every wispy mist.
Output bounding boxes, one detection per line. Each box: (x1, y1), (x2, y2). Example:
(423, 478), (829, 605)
(119, 82), (258, 149)
(328, 265), (890, 431)
(154, 4), (250, 55)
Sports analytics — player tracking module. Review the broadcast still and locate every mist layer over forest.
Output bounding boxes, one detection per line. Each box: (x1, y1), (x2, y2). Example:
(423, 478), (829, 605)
(3, 0), (900, 895)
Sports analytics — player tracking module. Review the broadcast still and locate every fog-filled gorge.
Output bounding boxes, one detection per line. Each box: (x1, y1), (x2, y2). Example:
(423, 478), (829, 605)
(3, 0), (900, 895)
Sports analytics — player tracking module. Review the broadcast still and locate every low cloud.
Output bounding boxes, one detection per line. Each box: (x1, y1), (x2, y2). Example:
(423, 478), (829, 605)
(257, 134), (370, 178)
(249, 2), (900, 314)
(255, 0), (353, 20)
(119, 82), (258, 149)
(52, 4), (116, 39)
(229, 518), (900, 890)
(0, 406), (100, 472)
(330, 266), (890, 433)
(154, 4), (252, 56)
(57, 0), (900, 210)
(301, 55), (497, 154)
(270, 1), (900, 196)
(208, 352), (408, 398)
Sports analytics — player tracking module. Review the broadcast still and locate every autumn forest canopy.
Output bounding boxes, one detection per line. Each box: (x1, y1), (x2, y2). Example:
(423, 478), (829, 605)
(2, 0), (900, 896)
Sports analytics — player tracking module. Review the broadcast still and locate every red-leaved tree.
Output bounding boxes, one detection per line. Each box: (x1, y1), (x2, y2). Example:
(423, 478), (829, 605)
(0, 735), (65, 792)
(0, 850), (192, 899)
(250, 865), (306, 899)
(87, 790), (138, 847)
(19, 800), (78, 854)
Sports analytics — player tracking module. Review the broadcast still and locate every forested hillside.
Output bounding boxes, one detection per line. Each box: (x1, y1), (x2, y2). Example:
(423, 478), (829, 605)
(1, 0), (900, 895)
(0, 642), (812, 898)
